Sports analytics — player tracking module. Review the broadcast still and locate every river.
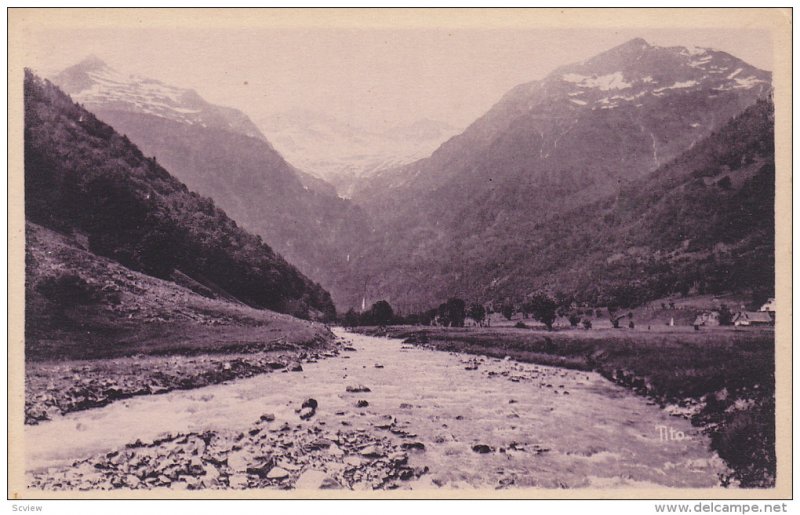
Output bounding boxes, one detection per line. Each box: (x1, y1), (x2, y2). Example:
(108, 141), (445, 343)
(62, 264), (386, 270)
(26, 329), (727, 489)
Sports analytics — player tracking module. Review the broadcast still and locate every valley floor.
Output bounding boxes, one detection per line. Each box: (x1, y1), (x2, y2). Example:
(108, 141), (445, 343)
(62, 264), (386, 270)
(26, 330), (726, 493)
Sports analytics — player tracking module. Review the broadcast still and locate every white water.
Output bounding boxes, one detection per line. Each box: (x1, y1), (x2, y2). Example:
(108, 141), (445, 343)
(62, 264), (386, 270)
(26, 330), (726, 488)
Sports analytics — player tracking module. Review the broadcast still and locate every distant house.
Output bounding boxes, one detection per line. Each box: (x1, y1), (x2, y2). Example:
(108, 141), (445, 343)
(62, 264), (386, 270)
(759, 298), (776, 313)
(486, 312), (511, 326)
(733, 311), (774, 326)
(552, 316), (573, 329)
(463, 316), (480, 327)
(692, 311), (721, 327)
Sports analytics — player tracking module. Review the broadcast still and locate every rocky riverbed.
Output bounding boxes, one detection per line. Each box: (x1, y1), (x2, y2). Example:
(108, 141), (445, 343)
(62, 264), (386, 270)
(25, 330), (729, 491)
(25, 339), (337, 425)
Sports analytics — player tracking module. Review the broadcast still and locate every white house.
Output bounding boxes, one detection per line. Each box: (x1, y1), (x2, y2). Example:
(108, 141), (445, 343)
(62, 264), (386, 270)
(759, 298), (776, 312)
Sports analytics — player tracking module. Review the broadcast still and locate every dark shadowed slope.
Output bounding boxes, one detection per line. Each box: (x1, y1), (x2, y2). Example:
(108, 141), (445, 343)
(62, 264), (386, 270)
(24, 70), (336, 329)
(52, 58), (370, 308)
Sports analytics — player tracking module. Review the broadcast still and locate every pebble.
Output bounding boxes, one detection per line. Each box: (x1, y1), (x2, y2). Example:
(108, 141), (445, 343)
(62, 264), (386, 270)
(360, 445), (384, 458)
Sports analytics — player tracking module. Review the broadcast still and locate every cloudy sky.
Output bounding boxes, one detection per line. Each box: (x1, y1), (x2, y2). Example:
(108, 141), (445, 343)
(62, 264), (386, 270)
(22, 18), (773, 132)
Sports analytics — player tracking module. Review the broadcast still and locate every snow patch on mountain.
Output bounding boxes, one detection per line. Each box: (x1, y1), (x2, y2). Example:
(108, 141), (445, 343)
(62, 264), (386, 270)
(562, 71), (632, 91)
(654, 80), (699, 93)
(258, 109), (462, 196)
(53, 58), (266, 142)
(727, 68), (743, 79)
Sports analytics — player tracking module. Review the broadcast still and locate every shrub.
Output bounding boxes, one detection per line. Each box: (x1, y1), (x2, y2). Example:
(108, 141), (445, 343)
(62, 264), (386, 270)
(527, 291), (560, 330)
(36, 273), (97, 306)
(514, 321), (527, 329)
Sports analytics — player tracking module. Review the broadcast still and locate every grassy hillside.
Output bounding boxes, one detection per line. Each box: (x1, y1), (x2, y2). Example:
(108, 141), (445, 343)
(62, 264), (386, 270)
(24, 70), (336, 320)
(24, 221), (340, 423)
(25, 222), (332, 361)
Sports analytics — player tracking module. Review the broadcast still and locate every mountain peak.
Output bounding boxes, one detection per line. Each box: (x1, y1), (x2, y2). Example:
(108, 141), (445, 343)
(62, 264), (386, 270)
(52, 60), (266, 141)
(71, 55), (108, 73)
(617, 37), (651, 50)
(593, 37), (652, 60)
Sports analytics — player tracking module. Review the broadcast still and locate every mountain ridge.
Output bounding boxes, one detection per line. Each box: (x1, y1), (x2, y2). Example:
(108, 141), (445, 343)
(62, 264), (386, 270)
(340, 38), (773, 311)
(258, 108), (462, 197)
(54, 57), (267, 141)
(51, 59), (369, 309)
(25, 70), (337, 321)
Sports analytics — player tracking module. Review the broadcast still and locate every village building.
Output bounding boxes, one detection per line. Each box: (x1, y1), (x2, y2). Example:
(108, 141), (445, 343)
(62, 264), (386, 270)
(463, 316), (481, 327)
(692, 311), (721, 327)
(732, 311), (774, 327)
(759, 298), (776, 313)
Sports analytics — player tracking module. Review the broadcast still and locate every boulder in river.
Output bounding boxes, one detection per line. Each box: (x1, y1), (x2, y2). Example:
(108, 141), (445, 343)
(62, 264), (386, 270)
(294, 469), (341, 490)
(472, 444), (493, 454)
(360, 445), (384, 458)
(247, 458), (275, 477)
(346, 385), (371, 393)
(266, 467), (290, 480)
(355, 400), (369, 408)
(226, 450), (253, 472)
(388, 451), (408, 465)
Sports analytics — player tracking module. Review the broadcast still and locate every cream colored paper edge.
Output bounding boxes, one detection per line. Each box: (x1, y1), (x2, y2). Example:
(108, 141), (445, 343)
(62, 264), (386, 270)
(7, 7), (793, 500)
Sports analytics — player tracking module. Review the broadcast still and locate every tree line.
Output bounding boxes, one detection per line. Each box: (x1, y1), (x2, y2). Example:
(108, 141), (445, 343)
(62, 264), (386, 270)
(339, 291), (652, 331)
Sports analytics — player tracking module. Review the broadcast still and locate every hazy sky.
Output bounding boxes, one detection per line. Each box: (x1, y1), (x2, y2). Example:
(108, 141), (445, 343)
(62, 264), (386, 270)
(23, 26), (772, 131)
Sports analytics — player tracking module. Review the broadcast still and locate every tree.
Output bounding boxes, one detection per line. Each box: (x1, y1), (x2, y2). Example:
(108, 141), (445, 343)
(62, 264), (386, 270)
(404, 313), (420, 325)
(527, 291), (559, 331)
(369, 300), (395, 326)
(468, 303), (486, 326)
(608, 306), (621, 328)
(568, 313), (581, 327)
(422, 308), (438, 326)
(437, 302), (449, 326)
(581, 318), (593, 330)
(445, 297), (466, 327)
(718, 304), (734, 326)
(342, 308), (359, 327)
(501, 302), (515, 321)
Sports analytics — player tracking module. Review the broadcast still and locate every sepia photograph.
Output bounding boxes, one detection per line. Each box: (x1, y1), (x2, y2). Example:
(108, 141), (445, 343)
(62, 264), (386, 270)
(6, 7), (792, 502)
